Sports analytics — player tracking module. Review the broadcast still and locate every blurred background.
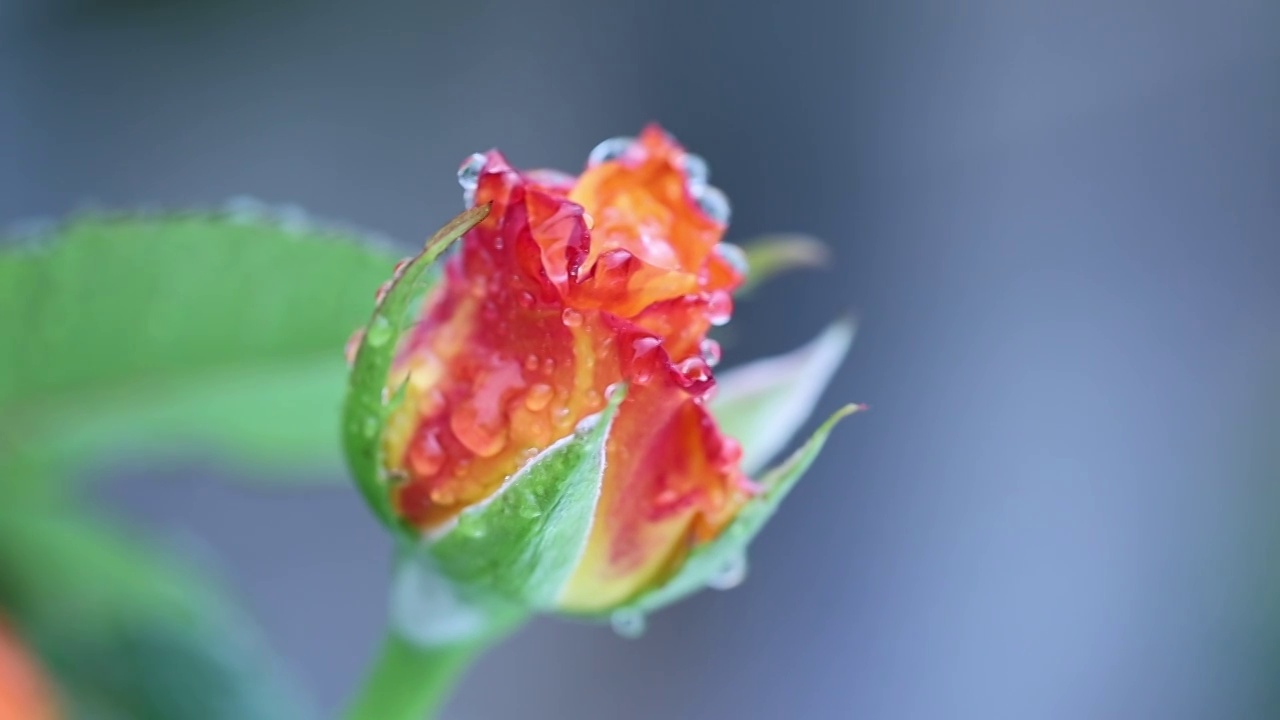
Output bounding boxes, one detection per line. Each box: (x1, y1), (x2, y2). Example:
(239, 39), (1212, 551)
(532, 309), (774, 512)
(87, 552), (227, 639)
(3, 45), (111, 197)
(3, 0), (1280, 717)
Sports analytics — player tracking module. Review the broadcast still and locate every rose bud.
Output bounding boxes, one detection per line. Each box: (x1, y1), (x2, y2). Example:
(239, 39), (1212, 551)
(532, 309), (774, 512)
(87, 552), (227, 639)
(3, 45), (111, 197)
(344, 126), (860, 637)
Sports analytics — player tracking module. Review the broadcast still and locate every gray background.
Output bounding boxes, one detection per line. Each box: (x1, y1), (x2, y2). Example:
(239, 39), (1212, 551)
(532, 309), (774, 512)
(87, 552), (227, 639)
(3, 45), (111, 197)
(4, 0), (1280, 718)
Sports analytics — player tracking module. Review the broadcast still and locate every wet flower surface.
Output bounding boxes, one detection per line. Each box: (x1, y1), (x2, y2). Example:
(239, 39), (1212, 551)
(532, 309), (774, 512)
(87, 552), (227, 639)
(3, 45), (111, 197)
(380, 127), (753, 610)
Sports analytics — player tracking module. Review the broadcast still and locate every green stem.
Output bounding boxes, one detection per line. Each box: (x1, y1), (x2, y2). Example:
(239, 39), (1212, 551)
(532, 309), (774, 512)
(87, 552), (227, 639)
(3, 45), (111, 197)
(343, 632), (488, 720)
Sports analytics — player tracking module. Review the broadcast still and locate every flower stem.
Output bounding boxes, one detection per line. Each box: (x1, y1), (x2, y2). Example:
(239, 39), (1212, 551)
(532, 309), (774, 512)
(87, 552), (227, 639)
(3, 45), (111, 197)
(343, 632), (489, 720)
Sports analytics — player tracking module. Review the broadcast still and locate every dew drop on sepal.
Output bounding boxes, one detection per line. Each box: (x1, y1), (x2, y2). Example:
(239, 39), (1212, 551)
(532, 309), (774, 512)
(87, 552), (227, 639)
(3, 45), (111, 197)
(610, 609), (647, 639)
(707, 553), (748, 591)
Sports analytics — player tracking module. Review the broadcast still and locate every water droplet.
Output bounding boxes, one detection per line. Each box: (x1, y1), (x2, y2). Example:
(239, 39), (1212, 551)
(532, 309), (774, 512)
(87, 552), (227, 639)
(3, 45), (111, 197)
(513, 487), (543, 519)
(574, 413), (600, 436)
(450, 404), (509, 458)
(517, 291), (536, 308)
(675, 356), (712, 386)
(542, 357), (556, 374)
(430, 485), (457, 505)
(694, 185), (731, 226)
(706, 291), (732, 327)
(365, 315), (394, 347)
(225, 195), (267, 223)
(275, 204), (311, 232)
(610, 609), (646, 639)
(682, 152), (710, 190)
(524, 355), (541, 372)
(457, 153), (486, 190)
(524, 383), (554, 411)
(455, 511), (487, 538)
(361, 415), (380, 438)
(588, 136), (635, 167)
(561, 308), (584, 328)
(699, 339), (722, 367)
(409, 431), (446, 477)
(605, 382), (623, 401)
(714, 242), (749, 277)
(457, 152), (487, 207)
(707, 553), (748, 591)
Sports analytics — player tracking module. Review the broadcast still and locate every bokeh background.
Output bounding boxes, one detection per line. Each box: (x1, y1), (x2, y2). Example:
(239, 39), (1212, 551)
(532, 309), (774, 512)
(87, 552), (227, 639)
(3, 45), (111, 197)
(4, 0), (1280, 717)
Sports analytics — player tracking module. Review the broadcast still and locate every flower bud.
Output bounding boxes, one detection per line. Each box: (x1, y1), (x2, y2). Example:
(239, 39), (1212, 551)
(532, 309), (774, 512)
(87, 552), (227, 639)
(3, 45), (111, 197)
(344, 126), (856, 623)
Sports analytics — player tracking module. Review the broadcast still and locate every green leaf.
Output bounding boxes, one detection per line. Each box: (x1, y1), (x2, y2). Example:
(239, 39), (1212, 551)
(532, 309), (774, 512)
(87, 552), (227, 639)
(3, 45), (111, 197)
(0, 508), (313, 720)
(0, 211), (405, 483)
(342, 205), (491, 530)
(426, 386), (626, 610)
(619, 403), (863, 615)
(737, 233), (830, 296)
(711, 318), (856, 475)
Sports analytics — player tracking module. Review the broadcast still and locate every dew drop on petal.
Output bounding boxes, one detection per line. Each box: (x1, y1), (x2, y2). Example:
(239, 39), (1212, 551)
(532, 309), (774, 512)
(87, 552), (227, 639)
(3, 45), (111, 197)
(430, 485), (456, 505)
(517, 291), (536, 308)
(409, 431), (446, 477)
(707, 553), (749, 591)
(699, 339), (723, 368)
(676, 356), (713, 386)
(524, 383), (554, 411)
(450, 403), (509, 458)
(706, 291), (733, 327)
(561, 308), (584, 328)
(695, 185), (732, 226)
(714, 242), (749, 278)
(365, 315), (394, 347)
(524, 354), (541, 372)
(457, 153), (487, 191)
(587, 136), (635, 167)
(457, 152), (487, 207)
(610, 609), (647, 639)
(682, 152), (710, 190)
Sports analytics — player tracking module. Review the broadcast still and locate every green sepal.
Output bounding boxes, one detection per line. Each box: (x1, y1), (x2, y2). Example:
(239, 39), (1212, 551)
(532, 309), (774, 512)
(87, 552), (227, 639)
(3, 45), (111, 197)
(342, 205), (491, 532)
(426, 386), (626, 610)
(736, 233), (830, 296)
(616, 403), (862, 616)
(711, 318), (856, 475)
